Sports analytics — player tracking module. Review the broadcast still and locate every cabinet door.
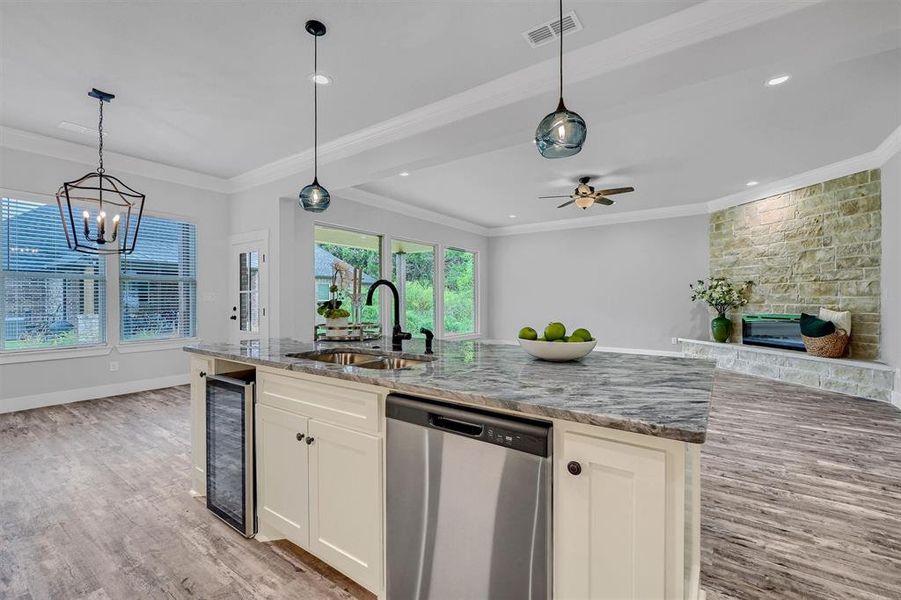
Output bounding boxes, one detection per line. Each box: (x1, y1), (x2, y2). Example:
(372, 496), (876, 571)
(256, 403), (310, 548)
(190, 357), (210, 496)
(556, 431), (667, 600)
(308, 419), (382, 594)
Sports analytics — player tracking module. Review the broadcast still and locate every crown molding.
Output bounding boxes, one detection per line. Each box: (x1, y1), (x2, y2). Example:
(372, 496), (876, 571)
(706, 127), (899, 214)
(0, 126), (232, 194)
(228, 0), (820, 193)
(337, 187), (490, 237)
(874, 123), (901, 165)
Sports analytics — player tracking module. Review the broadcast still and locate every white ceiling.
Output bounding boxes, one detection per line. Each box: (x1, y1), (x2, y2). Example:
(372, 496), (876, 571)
(2, 1), (900, 232)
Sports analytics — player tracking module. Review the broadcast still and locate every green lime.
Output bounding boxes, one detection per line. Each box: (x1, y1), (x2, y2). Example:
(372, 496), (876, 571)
(518, 327), (538, 340)
(571, 328), (593, 342)
(544, 322), (566, 341)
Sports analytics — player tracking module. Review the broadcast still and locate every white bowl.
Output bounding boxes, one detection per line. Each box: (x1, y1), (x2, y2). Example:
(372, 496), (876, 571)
(518, 338), (597, 362)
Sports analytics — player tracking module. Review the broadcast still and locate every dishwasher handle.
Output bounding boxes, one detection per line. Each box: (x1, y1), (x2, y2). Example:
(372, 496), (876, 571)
(428, 414), (483, 437)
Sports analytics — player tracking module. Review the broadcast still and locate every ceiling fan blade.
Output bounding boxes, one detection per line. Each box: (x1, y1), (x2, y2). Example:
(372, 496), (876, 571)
(595, 197), (615, 206)
(538, 195), (572, 199)
(557, 200), (575, 208)
(597, 187), (634, 196)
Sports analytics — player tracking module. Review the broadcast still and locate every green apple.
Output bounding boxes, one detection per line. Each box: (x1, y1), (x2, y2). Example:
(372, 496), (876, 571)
(518, 326), (538, 340)
(544, 322), (566, 341)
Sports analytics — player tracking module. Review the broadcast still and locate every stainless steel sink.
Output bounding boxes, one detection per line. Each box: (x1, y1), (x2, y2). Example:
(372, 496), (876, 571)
(287, 350), (432, 370)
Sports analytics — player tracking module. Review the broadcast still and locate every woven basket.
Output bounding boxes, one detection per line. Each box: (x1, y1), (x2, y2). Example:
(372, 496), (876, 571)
(802, 329), (849, 358)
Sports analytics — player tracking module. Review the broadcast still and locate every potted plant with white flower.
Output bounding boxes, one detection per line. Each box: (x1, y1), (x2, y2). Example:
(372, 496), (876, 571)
(318, 260), (353, 336)
(689, 277), (753, 343)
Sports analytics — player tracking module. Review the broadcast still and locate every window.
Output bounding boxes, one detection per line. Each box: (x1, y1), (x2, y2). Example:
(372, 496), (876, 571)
(443, 247), (477, 335)
(120, 216), (196, 341)
(1, 197), (106, 350)
(314, 226), (381, 324)
(392, 240), (435, 337)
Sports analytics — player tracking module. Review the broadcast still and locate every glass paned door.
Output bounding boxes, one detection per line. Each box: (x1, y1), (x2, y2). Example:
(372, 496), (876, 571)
(238, 251), (260, 334)
(229, 235), (268, 344)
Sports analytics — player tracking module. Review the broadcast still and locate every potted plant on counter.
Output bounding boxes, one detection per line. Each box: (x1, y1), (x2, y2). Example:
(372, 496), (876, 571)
(690, 277), (752, 343)
(318, 260), (354, 337)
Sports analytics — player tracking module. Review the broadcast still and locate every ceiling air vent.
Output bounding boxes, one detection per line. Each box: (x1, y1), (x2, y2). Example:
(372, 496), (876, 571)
(523, 11), (582, 48)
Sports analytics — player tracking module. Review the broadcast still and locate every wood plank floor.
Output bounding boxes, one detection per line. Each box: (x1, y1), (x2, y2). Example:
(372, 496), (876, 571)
(1, 372), (899, 599)
(701, 371), (901, 600)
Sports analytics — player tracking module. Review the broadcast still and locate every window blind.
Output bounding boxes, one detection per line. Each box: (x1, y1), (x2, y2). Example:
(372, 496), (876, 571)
(120, 215), (196, 341)
(1, 197), (106, 350)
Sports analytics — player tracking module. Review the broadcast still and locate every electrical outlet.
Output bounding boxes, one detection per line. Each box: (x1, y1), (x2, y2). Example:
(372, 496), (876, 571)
(109, 361), (119, 372)
(671, 337), (679, 345)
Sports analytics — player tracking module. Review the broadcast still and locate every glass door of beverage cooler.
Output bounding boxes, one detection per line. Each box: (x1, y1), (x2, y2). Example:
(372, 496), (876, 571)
(205, 371), (256, 537)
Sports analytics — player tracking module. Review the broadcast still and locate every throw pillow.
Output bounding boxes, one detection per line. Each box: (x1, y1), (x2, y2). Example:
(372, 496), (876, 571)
(819, 307), (851, 334)
(800, 313), (836, 338)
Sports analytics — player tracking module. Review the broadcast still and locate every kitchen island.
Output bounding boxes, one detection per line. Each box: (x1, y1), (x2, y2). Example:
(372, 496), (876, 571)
(185, 338), (716, 600)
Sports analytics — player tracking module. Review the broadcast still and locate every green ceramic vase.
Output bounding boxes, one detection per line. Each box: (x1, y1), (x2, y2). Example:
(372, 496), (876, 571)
(711, 314), (732, 343)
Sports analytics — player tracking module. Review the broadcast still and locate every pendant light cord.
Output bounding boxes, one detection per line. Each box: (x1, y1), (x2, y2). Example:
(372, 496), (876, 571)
(558, 0), (564, 103)
(313, 33), (318, 181)
(97, 97), (105, 174)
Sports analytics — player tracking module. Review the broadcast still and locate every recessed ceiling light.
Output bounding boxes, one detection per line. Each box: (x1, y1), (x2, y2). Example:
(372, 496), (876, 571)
(746, 180), (759, 187)
(399, 171), (410, 177)
(765, 74), (790, 87)
(308, 73), (331, 85)
(509, 214), (517, 219)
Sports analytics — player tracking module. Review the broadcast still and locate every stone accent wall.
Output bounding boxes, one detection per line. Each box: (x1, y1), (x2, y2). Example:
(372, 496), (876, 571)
(709, 170), (881, 358)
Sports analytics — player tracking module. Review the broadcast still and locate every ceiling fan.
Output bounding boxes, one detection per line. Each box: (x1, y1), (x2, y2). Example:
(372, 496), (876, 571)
(539, 176), (635, 209)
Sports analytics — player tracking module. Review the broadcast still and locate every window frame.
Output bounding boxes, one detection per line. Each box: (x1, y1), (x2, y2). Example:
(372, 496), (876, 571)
(440, 245), (480, 340)
(313, 222), (385, 331)
(118, 213), (198, 345)
(0, 191), (199, 361)
(390, 236), (438, 337)
(0, 193), (109, 356)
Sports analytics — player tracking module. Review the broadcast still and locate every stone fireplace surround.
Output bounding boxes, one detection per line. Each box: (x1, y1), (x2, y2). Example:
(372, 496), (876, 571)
(693, 169), (894, 402)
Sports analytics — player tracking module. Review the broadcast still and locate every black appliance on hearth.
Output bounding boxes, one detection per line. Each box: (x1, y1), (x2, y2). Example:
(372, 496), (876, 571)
(741, 314), (805, 351)
(205, 370), (256, 537)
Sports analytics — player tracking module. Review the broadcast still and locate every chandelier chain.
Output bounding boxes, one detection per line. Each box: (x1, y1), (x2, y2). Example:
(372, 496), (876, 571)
(97, 97), (105, 174)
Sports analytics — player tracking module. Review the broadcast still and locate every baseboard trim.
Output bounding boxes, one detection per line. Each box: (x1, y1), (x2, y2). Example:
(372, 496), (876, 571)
(1, 373), (190, 414)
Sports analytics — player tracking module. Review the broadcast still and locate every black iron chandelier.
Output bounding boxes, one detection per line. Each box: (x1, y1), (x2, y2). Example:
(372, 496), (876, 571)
(56, 88), (145, 254)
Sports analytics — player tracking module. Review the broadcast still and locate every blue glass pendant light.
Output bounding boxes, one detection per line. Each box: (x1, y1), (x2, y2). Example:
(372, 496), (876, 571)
(299, 19), (330, 213)
(535, 0), (586, 158)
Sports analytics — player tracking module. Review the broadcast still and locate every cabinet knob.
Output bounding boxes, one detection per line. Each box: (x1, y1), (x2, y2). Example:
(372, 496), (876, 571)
(306, 437), (315, 445)
(296, 433), (305, 442)
(198, 371), (206, 378)
(567, 461), (582, 476)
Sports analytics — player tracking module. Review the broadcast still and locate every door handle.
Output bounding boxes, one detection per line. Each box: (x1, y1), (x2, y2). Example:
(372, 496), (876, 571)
(567, 461), (582, 476)
(296, 433), (305, 442)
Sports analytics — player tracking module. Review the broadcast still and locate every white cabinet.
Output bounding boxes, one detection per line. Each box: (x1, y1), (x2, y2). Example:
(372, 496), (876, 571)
(308, 419), (382, 593)
(255, 370), (384, 596)
(189, 357), (211, 497)
(556, 428), (670, 600)
(256, 404), (310, 549)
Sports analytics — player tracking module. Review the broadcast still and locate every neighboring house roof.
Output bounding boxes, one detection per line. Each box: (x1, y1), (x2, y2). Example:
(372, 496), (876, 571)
(2, 202), (188, 272)
(314, 246), (376, 283)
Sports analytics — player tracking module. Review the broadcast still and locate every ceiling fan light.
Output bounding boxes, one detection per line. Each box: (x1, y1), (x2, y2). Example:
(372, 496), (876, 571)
(574, 196), (593, 209)
(535, 107), (587, 159)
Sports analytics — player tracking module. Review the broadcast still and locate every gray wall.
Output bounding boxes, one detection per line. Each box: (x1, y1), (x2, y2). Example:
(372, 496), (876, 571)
(486, 214), (710, 351)
(881, 150), (901, 405)
(0, 147), (230, 408)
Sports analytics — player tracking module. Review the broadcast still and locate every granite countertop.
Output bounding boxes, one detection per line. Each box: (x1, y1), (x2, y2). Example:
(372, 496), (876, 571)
(185, 338), (716, 443)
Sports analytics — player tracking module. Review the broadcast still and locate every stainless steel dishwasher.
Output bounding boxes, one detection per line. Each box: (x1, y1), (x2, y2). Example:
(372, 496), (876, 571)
(386, 394), (551, 600)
